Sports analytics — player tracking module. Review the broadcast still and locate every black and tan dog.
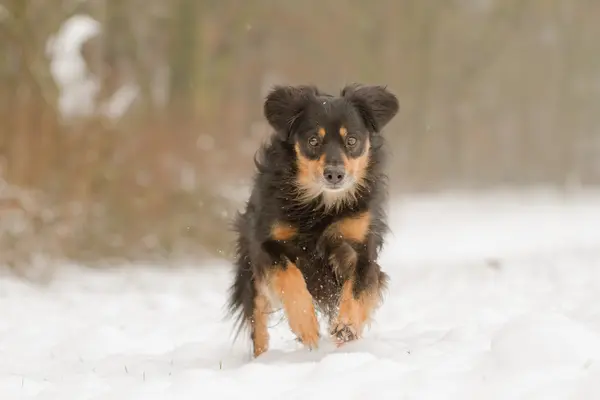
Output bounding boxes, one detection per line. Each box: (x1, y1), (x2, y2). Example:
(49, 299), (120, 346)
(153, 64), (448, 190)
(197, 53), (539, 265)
(227, 83), (399, 357)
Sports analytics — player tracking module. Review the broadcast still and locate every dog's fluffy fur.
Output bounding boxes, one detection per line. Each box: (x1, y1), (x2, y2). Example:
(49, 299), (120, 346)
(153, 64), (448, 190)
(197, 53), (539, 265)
(226, 83), (399, 357)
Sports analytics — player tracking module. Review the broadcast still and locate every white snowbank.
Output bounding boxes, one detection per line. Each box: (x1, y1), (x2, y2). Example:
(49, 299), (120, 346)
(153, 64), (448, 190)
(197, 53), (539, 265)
(47, 14), (139, 121)
(47, 14), (102, 119)
(1, 189), (600, 399)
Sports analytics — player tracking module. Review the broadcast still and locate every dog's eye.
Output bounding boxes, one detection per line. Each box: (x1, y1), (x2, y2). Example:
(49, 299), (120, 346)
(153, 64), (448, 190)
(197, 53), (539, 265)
(308, 136), (319, 147)
(346, 136), (358, 147)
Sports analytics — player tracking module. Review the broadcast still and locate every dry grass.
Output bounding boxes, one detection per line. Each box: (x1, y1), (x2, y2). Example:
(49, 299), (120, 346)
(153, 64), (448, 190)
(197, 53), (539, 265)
(4, 0), (600, 281)
(0, 96), (247, 282)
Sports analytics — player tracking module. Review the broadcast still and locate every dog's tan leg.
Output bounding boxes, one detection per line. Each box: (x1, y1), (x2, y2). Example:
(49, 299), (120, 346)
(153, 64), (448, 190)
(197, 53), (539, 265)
(251, 290), (271, 357)
(270, 262), (320, 349)
(330, 279), (383, 344)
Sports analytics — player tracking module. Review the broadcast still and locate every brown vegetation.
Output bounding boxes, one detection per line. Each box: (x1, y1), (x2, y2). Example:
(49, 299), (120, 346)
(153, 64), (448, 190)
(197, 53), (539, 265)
(1, 0), (599, 278)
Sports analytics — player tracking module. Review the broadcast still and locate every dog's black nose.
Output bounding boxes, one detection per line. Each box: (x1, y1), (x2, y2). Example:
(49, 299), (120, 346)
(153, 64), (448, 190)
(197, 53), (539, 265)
(323, 166), (345, 185)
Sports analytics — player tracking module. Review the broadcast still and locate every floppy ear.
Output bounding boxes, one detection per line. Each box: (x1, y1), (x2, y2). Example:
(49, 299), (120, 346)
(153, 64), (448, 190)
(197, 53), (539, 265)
(341, 84), (399, 133)
(263, 85), (317, 138)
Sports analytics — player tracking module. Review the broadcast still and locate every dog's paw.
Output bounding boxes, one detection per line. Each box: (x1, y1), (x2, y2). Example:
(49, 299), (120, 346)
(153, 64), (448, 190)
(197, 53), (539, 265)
(291, 313), (321, 350)
(330, 323), (359, 346)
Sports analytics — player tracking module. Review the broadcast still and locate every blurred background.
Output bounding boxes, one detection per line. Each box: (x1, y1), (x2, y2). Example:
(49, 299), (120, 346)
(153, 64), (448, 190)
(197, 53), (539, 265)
(1, 0), (599, 280)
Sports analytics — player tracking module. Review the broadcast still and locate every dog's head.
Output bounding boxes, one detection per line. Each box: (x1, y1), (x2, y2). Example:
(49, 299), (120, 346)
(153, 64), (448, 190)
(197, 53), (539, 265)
(264, 84), (399, 208)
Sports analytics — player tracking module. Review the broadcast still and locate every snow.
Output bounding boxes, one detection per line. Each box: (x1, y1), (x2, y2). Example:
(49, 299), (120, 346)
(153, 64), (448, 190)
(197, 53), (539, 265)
(97, 83), (140, 121)
(47, 14), (139, 121)
(2, 189), (600, 399)
(47, 15), (102, 119)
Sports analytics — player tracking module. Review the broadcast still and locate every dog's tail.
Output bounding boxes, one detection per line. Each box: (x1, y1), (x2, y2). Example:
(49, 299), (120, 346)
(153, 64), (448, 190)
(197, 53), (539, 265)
(226, 212), (256, 342)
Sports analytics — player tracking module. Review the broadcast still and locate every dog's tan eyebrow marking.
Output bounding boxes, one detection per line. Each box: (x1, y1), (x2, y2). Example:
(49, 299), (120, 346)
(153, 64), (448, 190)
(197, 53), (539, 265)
(271, 221), (297, 241)
(318, 127), (326, 138)
(339, 126), (347, 138)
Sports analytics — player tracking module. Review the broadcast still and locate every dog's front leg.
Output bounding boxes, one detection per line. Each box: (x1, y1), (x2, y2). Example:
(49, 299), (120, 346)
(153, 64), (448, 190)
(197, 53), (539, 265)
(317, 212), (388, 344)
(316, 211), (373, 282)
(260, 239), (320, 350)
(329, 245), (387, 344)
(316, 233), (357, 283)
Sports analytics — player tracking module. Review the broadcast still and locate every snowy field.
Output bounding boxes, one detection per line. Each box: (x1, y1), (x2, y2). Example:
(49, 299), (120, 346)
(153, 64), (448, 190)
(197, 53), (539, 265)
(1, 189), (600, 399)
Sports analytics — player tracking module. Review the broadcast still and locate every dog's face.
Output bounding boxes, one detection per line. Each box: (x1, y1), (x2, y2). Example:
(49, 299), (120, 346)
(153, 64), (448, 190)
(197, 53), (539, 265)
(292, 103), (371, 196)
(264, 84), (399, 207)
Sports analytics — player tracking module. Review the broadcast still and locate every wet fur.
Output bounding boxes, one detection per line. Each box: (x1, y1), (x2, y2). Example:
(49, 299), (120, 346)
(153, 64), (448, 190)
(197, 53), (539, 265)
(226, 83), (399, 357)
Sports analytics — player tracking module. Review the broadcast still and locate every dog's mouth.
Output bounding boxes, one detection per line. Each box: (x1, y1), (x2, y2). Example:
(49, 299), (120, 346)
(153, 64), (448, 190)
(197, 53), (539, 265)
(295, 171), (358, 204)
(321, 177), (356, 193)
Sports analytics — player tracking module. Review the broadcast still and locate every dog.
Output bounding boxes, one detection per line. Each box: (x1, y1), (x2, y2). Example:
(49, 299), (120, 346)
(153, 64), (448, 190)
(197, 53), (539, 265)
(226, 83), (399, 357)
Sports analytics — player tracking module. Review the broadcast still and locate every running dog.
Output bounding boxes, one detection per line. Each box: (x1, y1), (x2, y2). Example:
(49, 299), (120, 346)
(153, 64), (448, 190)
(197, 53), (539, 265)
(227, 83), (399, 357)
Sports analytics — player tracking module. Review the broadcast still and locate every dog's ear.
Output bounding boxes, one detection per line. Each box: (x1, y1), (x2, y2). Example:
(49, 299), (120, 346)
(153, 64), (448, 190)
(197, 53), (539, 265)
(341, 84), (399, 133)
(264, 85), (317, 138)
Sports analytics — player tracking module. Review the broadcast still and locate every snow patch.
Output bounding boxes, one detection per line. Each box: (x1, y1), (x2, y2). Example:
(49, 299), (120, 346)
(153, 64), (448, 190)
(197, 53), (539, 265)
(47, 14), (101, 119)
(489, 313), (600, 370)
(47, 14), (139, 121)
(2, 190), (600, 398)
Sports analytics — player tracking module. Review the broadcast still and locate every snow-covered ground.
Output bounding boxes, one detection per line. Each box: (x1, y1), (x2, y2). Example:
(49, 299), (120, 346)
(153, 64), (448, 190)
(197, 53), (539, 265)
(1, 189), (600, 399)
